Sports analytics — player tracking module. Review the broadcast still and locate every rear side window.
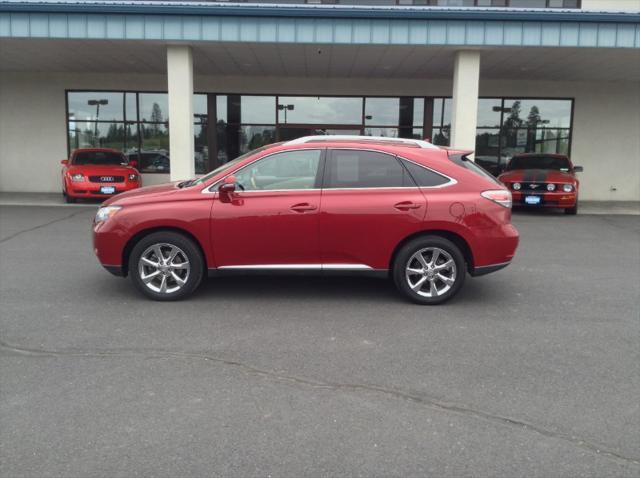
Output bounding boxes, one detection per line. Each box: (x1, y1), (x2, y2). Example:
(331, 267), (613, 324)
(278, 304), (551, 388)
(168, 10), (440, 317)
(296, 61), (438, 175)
(400, 159), (450, 187)
(449, 153), (499, 184)
(325, 149), (413, 189)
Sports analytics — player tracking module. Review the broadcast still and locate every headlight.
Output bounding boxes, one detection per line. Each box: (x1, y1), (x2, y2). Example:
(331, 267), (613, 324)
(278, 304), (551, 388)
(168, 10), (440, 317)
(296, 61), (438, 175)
(512, 182), (521, 191)
(563, 184), (574, 192)
(95, 206), (122, 223)
(547, 184), (556, 191)
(70, 173), (85, 182)
(128, 173), (139, 181)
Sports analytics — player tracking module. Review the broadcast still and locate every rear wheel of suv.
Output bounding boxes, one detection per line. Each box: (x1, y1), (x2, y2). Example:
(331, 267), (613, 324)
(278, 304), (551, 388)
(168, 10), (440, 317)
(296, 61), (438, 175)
(129, 231), (204, 301)
(393, 236), (466, 305)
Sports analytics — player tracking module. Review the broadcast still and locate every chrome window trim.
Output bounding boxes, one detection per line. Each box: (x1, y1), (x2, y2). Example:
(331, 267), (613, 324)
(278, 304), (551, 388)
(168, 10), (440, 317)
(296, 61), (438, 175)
(202, 147), (458, 194)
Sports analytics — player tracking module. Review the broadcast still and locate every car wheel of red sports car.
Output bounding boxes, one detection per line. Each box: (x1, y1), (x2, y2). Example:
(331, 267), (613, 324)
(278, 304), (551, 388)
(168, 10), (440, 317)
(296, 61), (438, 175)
(129, 231), (204, 301)
(393, 236), (466, 305)
(65, 195), (76, 203)
(564, 202), (578, 215)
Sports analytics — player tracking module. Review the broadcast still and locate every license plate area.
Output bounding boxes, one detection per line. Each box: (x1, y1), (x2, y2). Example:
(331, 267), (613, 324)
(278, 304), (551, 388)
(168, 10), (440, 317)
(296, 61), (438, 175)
(100, 186), (116, 194)
(525, 195), (541, 205)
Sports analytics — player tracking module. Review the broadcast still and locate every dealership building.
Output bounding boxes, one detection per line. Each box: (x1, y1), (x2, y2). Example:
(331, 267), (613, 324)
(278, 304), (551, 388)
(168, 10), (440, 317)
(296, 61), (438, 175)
(0, 0), (639, 201)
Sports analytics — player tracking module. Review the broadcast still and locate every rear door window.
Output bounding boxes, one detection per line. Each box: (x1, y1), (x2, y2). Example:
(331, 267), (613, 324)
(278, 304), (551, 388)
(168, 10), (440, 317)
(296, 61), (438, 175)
(324, 149), (414, 189)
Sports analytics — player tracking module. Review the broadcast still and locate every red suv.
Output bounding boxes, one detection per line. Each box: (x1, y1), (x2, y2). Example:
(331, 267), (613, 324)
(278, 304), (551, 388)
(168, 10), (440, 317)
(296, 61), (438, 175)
(93, 136), (519, 304)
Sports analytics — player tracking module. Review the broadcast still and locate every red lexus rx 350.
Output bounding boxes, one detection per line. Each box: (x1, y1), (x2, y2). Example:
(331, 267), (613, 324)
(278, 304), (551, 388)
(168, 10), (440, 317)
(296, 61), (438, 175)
(93, 136), (519, 304)
(61, 148), (141, 203)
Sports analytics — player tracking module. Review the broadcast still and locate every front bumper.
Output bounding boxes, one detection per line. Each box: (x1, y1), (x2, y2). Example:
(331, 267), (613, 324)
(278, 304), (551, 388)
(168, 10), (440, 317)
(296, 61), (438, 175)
(512, 191), (577, 208)
(68, 181), (140, 198)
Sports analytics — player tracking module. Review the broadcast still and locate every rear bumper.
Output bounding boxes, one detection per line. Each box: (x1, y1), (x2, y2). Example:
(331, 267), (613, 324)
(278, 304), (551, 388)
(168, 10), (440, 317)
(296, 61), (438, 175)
(470, 261), (511, 277)
(512, 191), (577, 208)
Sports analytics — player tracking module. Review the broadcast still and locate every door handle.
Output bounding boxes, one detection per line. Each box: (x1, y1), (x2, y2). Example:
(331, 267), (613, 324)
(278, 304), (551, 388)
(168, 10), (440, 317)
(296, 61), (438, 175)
(290, 203), (317, 212)
(394, 201), (422, 211)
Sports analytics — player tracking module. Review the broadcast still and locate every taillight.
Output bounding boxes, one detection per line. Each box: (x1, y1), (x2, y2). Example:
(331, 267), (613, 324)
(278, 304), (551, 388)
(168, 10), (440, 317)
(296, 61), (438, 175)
(481, 189), (512, 208)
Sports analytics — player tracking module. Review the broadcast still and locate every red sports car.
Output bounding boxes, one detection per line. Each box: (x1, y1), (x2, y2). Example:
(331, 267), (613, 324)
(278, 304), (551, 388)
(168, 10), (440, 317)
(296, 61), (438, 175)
(498, 153), (583, 215)
(92, 136), (519, 304)
(61, 148), (141, 203)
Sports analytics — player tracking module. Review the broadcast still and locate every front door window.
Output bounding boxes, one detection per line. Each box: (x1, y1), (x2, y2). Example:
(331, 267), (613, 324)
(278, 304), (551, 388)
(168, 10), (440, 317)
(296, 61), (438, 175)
(234, 149), (322, 191)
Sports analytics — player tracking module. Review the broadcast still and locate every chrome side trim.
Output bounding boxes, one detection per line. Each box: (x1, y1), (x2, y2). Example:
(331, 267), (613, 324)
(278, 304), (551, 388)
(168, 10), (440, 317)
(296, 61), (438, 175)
(218, 264), (322, 270)
(322, 264), (373, 270)
(216, 264), (373, 271)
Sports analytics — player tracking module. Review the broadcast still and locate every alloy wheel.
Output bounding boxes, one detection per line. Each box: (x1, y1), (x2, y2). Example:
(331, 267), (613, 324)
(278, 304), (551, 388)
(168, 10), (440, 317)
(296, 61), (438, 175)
(405, 247), (457, 298)
(138, 243), (191, 294)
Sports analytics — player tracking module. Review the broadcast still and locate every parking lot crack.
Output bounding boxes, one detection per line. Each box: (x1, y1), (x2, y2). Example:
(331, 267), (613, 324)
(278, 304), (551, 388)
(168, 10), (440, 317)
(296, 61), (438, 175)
(1, 339), (638, 468)
(0, 210), (88, 245)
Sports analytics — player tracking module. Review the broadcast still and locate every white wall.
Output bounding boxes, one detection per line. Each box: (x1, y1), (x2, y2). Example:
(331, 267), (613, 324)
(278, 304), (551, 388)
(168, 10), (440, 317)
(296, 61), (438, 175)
(581, 0), (640, 11)
(1, 71), (639, 201)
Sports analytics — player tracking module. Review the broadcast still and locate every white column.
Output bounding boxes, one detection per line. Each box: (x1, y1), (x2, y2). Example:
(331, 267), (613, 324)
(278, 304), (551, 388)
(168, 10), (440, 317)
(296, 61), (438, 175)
(450, 50), (481, 155)
(167, 45), (194, 181)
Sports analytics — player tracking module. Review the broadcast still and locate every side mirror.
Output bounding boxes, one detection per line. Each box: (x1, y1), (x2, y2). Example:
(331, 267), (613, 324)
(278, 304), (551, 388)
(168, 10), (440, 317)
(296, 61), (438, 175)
(573, 165), (583, 173)
(61, 159), (69, 165)
(129, 159), (138, 168)
(219, 175), (237, 195)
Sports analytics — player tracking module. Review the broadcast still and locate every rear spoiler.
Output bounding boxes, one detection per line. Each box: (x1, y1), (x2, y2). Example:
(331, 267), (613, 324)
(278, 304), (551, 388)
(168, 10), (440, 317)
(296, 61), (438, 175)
(443, 149), (474, 161)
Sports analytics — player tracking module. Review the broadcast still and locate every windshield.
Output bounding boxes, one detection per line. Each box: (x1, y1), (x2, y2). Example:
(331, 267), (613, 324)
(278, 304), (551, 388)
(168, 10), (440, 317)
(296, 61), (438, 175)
(507, 155), (571, 171)
(73, 151), (126, 166)
(192, 143), (281, 186)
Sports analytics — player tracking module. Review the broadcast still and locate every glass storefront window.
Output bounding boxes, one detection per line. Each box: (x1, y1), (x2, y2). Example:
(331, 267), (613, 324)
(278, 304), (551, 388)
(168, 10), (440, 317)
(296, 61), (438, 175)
(475, 128), (502, 175)
(139, 93), (169, 123)
(67, 92), (573, 178)
(412, 98), (424, 127)
(194, 123), (209, 175)
(477, 99), (502, 128)
(67, 92), (126, 122)
(125, 93), (137, 122)
(240, 96), (276, 124)
(239, 125), (277, 155)
(364, 127), (399, 137)
(277, 96), (362, 125)
(216, 95), (228, 124)
(365, 98), (399, 126)
(68, 121), (136, 151)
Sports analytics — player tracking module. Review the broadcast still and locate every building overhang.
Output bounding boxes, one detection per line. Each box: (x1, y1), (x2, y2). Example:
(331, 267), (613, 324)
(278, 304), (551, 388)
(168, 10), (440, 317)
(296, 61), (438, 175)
(1, 1), (639, 49)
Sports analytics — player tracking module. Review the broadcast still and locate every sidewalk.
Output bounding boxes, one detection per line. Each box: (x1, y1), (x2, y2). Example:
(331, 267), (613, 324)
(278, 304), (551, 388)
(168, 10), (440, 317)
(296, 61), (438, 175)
(0, 192), (638, 215)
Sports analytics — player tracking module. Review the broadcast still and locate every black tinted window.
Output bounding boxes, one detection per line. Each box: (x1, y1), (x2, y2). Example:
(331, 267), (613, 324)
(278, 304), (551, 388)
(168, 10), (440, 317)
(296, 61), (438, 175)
(401, 159), (450, 187)
(325, 150), (413, 189)
(73, 151), (125, 166)
(507, 155), (571, 171)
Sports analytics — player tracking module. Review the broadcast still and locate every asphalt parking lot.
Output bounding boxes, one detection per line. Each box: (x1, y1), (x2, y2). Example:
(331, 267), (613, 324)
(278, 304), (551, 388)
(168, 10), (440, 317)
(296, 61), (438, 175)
(1, 205), (639, 477)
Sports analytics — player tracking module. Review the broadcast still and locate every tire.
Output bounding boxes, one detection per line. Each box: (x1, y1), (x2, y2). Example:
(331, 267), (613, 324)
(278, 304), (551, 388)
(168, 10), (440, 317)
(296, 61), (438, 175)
(65, 195), (76, 203)
(392, 235), (466, 305)
(129, 231), (204, 301)
(564, 202), (578, 215)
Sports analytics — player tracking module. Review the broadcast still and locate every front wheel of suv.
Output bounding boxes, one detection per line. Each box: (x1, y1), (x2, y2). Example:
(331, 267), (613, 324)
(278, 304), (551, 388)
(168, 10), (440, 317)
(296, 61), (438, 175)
(393, 236), (466, 305)
(129, 231), (204, 301)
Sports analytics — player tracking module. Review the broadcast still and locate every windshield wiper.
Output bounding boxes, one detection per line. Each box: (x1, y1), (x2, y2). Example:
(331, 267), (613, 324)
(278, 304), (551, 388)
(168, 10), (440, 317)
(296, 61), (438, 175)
(178, 180), (195, 188)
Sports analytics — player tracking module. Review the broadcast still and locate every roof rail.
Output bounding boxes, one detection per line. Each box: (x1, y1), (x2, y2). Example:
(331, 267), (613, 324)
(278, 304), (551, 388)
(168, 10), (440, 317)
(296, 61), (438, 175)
(284, 135), (439, 150)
